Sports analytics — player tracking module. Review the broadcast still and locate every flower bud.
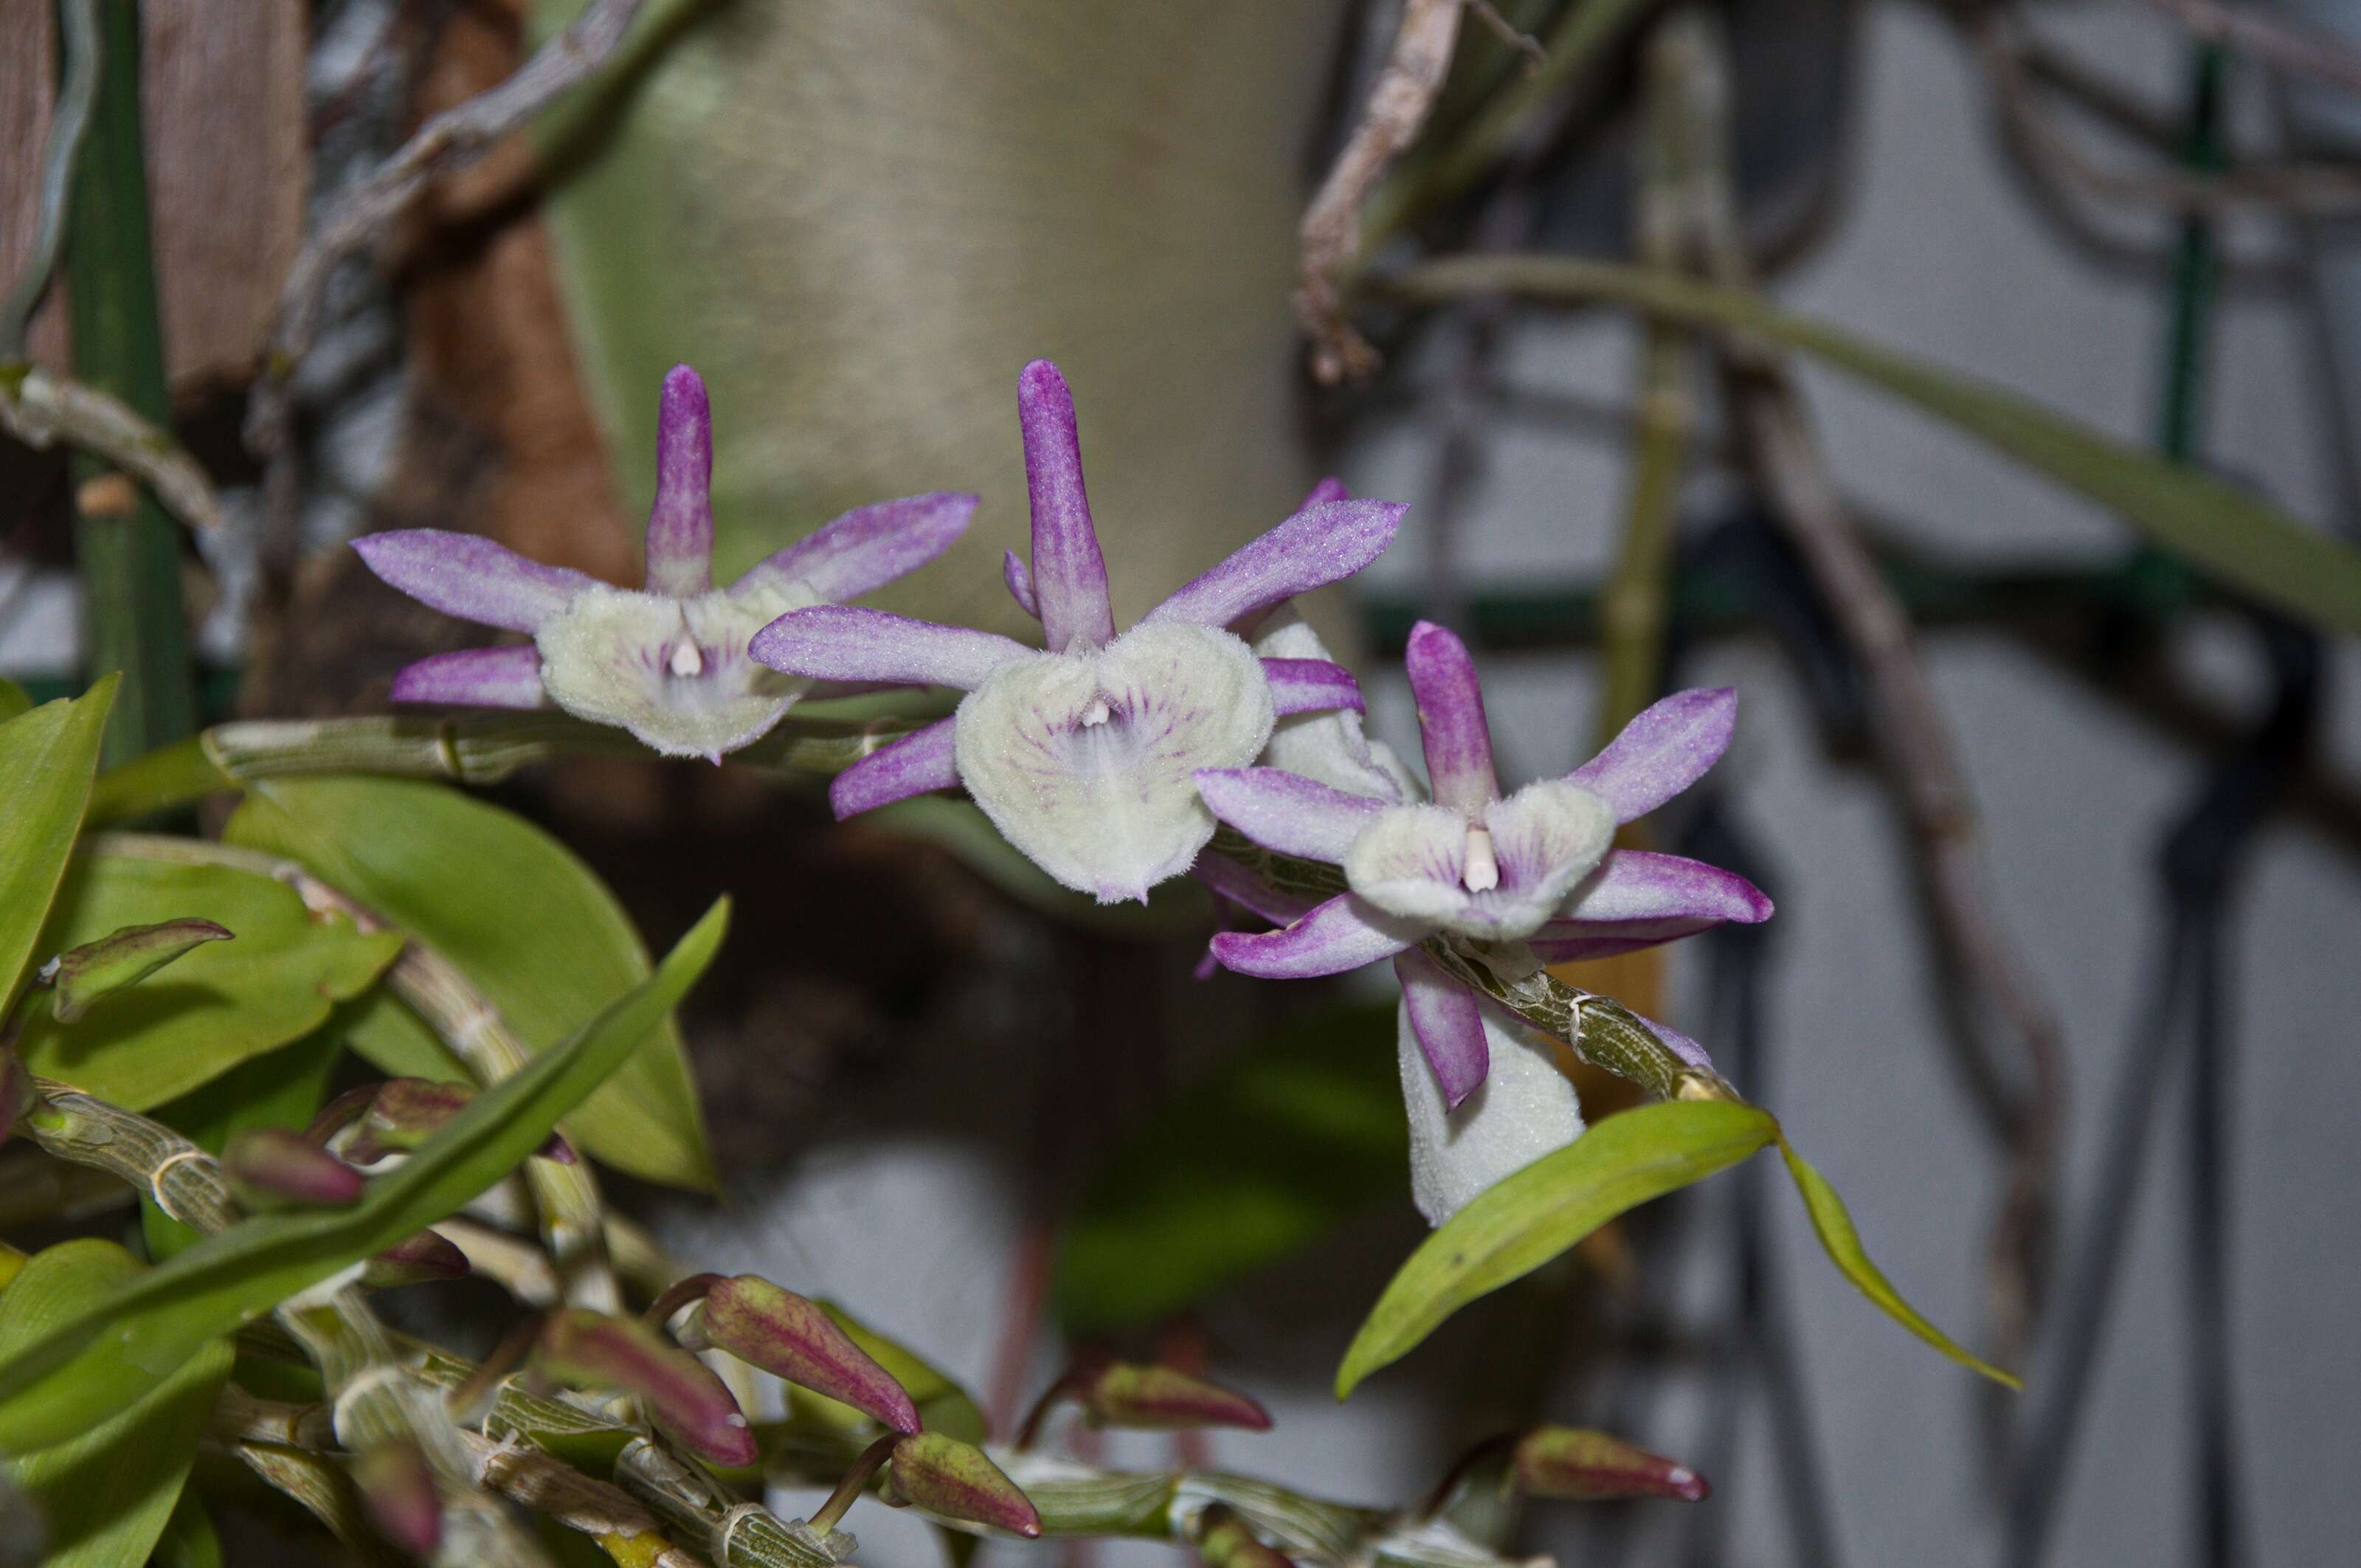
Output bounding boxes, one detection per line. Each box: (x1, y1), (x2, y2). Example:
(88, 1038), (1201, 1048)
(353, 1439), (442, 1556)
(1192, 1504), (1292, 1568)
(342, 1078), (574, 1165)
(882, 1432), (1042, 1538)
(222, 1128), (364, 1209)
(1510, 1426), (1707, 1502)
(538, 1308), (756, 1468)
(46, 919), (231, 1023)
(1082, 1362), (1269, 1432)
(360, 1229), (472, 1289)
(701, 1276), (921, 1434)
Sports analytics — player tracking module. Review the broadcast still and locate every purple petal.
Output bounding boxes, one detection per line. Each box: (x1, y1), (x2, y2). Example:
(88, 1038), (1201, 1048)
(1563, 850), (1774, 925)
(1144, 500), (1406, 631)
(1189, 851), (1319, 926)
(1302, 475), (1351, 506)
(1262, 657), (1363, 716)
(1003, 550), (1040, 618)
(735, 491), (979, 605)
(387, 645), (547, 709)
(352, 531), (596, 632)
(1567, 688), (1738, 823)
(749, 606), (1031, 689)
(644, 365), (714, 596)
(1194, 767), (1385, 863)
(1635, 1011), (1715, 1071)
(1403, 621), (1499, 812)
(1019, 360), (1116, 652)
(830, 716), (958, 818)
(1207, 893), (1422, 978)
(1394, 950), (1489, 1108)
(1525, 916), (1722, 963)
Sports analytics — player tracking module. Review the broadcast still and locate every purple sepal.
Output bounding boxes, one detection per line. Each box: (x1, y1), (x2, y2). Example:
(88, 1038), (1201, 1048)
(1188, 852), (1318, 927)
(1403, 621), (1500, 813)
(1394, 950), (1490, 1108)
(351, 530), (596, 633)
(387, 645), (547, 710)
(643, 365), (715, 597)
(1194, 767), (1385, 863)
(737, 491), (979, 605)
(1017, 360), (1116, 653)
(1524, 916), (1723, 963)
(1565, 850), (1772, 925)
(1003, 550), (1039, 618)
(1262, 657), (1363, 716)
(749, 606), (1028, 690)
(1208, 893), (1422, 978)
(1566, 688), (1738, 823)
(830, 716), (959, 819)
(1143, 499), (1406, 632)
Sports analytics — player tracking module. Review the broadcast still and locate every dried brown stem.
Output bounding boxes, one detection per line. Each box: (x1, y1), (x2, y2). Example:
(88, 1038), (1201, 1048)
(2136, 0), (2361, 96)
(0, 362), (223, 531)
(1297, 0), (1469, 384)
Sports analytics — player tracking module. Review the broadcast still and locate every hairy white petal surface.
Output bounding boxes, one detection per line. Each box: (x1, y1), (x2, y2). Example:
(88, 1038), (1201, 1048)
(1346, 781), (1614, 939)
(1253, 615), (1419, 802)
(535, 581), (815, 760)
(955, 621), (1275, 902)
(1398, 995), (1586, 1225)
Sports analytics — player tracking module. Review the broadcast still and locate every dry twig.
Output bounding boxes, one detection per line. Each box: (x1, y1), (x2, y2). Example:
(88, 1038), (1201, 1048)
(0, 362), (223, 531)
(2137, 0), (2361, 97)
(1297, 0), (1469, 384)
(1, 0), (100, 354)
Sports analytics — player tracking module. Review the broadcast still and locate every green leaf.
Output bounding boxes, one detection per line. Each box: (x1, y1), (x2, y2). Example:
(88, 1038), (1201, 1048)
(13, 852), (402, 1111)
(50, 917), (232, 1023)
(224, 774), (719, 1192)
(0, 677), (30, 722)
(0, 1240), (232, 1564)
(142, 1029), (345, 1262)
(805, 1301), (987, 1444)
(0, 899), (727, 1452)
(1776, 1137), (2020, 1389)
(338, 989), (471, 1085)
(1055, 1003), (1406, 1333)
(153, 1485), (225, 1568)
(1335, 1099), (1778, 1398)
(0, 675), (117, 1006)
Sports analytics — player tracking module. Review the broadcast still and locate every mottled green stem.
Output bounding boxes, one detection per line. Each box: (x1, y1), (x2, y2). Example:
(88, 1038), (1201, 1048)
(59, 0), (196, 764)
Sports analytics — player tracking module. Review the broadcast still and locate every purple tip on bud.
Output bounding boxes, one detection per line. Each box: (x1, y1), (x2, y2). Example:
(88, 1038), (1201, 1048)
(883, 1432), (1042, 1538)
(1193, 1504), (1293, 1568)
(1511, 1426), (1709, 1503)
(361, 1229), (472, 1289)
(342, 1079), (570, 1165)
(0, 1051), (31, 1148)
(223, 1128), (365, 1209)
(47, 918), (232, 1024)
(539, 1309), (758, 1469)
(354, 1440), (443, 1556)
(1082, 1362), (1271, 1433)
(702, 1277), (922, 1434)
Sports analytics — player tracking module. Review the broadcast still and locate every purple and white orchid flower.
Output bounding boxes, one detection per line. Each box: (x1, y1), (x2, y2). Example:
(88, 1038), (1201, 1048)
(352, 365), (975, 762)
(1194, 621), (1768, 1223)
(748, 359), (1405, 904)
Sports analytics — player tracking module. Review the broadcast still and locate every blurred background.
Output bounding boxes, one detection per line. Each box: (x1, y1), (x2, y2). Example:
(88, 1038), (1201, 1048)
(4, 1), (2358, 1564)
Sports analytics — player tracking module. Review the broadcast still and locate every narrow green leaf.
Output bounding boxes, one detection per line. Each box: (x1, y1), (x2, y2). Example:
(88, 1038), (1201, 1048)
(0, 899), (728, 1452)
(1776, 1137), (2020, 1389)
(153, 1485), (225, 1568)
(1056, 1003), (1406, 1333)
(0, 675), (117, 1006)
(1336, 1100), (1778, 1398)
(337, 990), (471, 1085)
(50, 917), (232, 1023)
(224, 774), (719, 1192)
(1391, 257), (2361, 635)
(0, 1240), (232, 1564)
(15, 852), (401, 1111)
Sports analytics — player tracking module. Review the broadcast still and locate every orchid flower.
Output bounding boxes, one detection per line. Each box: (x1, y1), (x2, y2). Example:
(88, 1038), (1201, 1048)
(748, 359), (1405, 903)
(1193, 621), (1769, 1223)
(352, 365), (975, 761)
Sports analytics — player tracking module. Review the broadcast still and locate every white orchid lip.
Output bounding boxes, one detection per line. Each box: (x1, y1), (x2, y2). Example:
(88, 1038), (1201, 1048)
(1343, 780), (1615, 940)
(353, 362), (976, 761)
(749, 359), (1403, 903)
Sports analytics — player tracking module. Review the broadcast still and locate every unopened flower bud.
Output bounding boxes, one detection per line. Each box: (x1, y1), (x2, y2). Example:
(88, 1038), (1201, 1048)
(45, 919), (231, 1023)
(353, 1439), (442, 1556)
(882, 1432), (1042, 1538)
(223, 1128), (364, 1209)
(361, 1229), (471, 1289)
(701, 1276), (921, 1434)
(1193, 1504), (1291, 1568)
(538, 1308), (756, 1468)
(1510, 1426), (1707, 1502)
(342, 1078), (574, 1165)
(1082, 1362), (1269, 1433)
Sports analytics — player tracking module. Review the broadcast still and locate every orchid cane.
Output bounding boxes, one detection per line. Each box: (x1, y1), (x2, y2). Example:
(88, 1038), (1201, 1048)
(1194, 621), (1769, 1223)
(748, 360), (1405, 903)
(353, 365), (976, 761)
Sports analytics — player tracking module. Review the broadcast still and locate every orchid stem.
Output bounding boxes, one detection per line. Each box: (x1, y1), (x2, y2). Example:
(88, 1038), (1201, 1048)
(808, 1433), (901, 1533)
